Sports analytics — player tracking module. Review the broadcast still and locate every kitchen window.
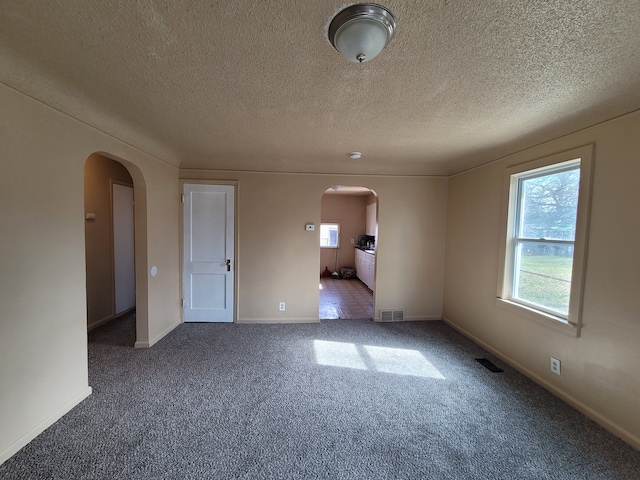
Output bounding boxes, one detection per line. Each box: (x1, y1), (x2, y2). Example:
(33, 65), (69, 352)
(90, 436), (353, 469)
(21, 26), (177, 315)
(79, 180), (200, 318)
(320, 223), (339, 248)
(496, 145), (593, 335)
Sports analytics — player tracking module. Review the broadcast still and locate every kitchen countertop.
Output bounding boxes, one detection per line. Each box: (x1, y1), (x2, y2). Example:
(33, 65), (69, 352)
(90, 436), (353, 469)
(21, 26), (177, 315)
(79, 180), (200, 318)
(355, 246), (376, 255)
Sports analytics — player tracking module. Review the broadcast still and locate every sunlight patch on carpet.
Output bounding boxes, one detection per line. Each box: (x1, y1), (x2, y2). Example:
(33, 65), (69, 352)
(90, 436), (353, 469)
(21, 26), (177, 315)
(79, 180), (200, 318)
(313, 340), (368, 370)
(313, 340), (445, 379)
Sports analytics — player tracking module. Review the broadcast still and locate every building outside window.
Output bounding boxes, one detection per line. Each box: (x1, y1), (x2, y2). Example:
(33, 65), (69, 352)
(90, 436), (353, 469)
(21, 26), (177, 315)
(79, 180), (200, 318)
(320, 223), (339, 248)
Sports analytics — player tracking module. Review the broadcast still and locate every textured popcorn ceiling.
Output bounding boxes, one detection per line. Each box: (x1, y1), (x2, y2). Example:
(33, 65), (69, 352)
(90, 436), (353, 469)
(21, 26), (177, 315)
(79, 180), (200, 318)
(1, 1), (639, 175)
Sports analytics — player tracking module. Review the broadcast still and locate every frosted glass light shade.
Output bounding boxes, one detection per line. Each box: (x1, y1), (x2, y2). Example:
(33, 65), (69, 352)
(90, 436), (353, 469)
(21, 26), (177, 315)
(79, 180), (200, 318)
(335, 19), (389, 63)
(328, 4), (396, 63)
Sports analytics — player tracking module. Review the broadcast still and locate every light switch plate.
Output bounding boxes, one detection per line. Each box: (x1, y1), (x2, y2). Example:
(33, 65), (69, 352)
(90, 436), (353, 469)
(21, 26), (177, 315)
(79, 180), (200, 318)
(305, 224), (315, 231)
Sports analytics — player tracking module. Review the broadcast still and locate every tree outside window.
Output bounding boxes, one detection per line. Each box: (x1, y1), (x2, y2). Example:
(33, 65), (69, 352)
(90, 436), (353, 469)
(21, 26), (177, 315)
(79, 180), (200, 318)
(497, 145), (593, 333)
(513, 163), (580, 316)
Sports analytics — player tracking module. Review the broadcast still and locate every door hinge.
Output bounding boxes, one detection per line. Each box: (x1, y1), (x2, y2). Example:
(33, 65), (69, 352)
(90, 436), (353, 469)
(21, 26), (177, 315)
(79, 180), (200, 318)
(181, 194), (185, 204)
(181, 298), (187, 307)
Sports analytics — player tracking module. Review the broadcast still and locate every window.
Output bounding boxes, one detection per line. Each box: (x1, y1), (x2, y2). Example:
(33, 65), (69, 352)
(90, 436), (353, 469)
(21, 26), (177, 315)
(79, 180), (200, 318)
(497, 146), (593, 334)
(512, 161), (579, 316)
(320, 223), (339, 248)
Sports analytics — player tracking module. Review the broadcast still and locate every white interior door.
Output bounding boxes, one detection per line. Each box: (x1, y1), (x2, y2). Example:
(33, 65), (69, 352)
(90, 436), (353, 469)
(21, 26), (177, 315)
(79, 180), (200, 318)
(183, 184), (234, 322)
(112, 183), (135, 315)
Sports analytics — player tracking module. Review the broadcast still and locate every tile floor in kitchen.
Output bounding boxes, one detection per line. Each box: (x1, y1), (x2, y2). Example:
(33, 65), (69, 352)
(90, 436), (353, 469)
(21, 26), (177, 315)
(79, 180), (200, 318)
(319, 277), (374, 319)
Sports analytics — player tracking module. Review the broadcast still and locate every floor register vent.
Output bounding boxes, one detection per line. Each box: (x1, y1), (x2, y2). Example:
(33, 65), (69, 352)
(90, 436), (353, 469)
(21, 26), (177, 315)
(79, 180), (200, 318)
(380, 310), (404, 322)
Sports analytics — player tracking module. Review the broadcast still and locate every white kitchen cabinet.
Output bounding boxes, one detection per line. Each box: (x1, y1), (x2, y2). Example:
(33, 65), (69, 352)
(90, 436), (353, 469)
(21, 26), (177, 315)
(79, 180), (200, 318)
(355, 248), (375, 291)
(365, 252), (375, 291)
(365, 203), (377, 237)
(355, 248), (365, 285)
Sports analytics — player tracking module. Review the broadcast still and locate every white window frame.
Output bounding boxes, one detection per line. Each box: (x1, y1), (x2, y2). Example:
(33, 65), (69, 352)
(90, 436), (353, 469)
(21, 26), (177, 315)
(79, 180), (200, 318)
(496, 145), (594, 337)
(320, 223), (340, 248)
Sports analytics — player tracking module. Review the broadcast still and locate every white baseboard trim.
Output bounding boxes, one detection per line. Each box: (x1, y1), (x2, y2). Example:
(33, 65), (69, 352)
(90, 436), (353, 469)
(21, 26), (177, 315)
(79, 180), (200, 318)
(136, 319), (182, 348)
(88, 308), (136, 332)
(0, 386), (92, 465)
(237, 318), (320, 324)
(441, 316), (640, 451)
(87, 314), (114, 331)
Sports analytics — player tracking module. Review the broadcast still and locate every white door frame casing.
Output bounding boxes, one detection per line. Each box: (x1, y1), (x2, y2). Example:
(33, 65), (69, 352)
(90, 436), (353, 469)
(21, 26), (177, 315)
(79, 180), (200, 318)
(181, 181), (237, 323)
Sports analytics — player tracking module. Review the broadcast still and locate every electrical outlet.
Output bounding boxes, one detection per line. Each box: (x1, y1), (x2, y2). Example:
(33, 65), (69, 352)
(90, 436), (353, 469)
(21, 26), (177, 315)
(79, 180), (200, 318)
(279, 302), (285, 311)
(550, 357), (561, 375)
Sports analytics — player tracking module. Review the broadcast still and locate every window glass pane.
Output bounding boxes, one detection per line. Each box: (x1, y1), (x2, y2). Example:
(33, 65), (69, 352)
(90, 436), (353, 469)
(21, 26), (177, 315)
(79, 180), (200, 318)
(514, 241), (574, 315)
(519, 168), (580, 240)
(320, 224), (339, 247)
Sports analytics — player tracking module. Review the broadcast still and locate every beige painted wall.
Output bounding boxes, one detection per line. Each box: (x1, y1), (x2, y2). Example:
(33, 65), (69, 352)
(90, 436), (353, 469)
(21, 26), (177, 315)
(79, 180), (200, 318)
(84, 154), (134, 328)
(181, 172), (448, 323)
(0, 68), (442, 463)
(443, 110), (640, 448)
(320, 194), (368, 274)
(0, 83), (180, 463)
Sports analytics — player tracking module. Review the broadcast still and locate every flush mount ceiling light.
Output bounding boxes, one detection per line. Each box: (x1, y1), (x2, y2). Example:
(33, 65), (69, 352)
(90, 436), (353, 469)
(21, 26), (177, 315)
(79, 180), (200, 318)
(328, 3), (397, 63)
(350, 152), (362, 159)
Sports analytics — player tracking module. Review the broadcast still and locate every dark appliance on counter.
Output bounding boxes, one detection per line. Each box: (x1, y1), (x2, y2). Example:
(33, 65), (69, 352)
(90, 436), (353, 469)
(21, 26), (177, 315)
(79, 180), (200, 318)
(355, 234), (375, 249)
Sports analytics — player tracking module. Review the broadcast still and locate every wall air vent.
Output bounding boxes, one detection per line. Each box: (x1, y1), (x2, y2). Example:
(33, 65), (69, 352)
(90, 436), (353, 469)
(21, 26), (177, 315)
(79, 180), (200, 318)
(380, 310), (404, 322)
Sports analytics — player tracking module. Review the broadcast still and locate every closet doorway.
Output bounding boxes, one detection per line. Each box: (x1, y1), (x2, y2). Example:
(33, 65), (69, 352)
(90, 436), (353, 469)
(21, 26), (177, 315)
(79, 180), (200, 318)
(319, 186), (377, 320)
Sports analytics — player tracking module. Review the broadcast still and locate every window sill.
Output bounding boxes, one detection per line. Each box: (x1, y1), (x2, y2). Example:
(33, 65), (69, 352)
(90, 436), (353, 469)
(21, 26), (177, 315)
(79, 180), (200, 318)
(495, 298), (580, 337)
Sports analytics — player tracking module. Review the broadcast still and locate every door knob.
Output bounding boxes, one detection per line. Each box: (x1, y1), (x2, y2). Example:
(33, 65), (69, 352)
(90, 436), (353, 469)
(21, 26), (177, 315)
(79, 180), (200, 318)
(226, 259), (231, 272)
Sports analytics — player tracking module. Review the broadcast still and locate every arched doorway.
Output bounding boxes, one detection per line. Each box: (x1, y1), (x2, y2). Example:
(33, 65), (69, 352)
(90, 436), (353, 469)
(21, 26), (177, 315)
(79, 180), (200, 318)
(84, 153), (147, 346)
(319, 185), (377, 319)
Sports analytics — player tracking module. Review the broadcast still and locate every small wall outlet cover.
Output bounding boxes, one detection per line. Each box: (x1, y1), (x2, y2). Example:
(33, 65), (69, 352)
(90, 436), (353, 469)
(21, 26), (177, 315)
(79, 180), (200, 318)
(279, 302), (286, 311)
(550, 357), (561, 375)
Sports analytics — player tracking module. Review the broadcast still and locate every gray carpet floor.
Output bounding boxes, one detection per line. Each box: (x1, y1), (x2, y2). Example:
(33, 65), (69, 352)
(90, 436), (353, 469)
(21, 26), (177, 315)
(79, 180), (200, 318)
(2, 317), (640, 479)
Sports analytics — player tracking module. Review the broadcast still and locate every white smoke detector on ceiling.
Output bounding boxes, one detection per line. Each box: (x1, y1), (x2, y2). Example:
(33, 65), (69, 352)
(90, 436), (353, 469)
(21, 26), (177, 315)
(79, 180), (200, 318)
(350, 152), (362, 159)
